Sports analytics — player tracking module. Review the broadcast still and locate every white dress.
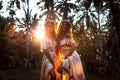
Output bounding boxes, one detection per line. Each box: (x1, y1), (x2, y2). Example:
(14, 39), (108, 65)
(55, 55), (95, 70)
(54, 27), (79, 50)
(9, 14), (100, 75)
(40, 36), (57, 80)
(59, 37), (85, 80)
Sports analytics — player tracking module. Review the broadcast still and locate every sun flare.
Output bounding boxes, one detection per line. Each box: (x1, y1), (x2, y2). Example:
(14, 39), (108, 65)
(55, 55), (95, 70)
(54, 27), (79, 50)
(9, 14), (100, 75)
(34, 28), (45, 40)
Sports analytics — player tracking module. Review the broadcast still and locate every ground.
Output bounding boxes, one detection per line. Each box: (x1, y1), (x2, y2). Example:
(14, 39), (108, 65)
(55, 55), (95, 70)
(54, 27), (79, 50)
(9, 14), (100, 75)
(0, 68), (118, 80)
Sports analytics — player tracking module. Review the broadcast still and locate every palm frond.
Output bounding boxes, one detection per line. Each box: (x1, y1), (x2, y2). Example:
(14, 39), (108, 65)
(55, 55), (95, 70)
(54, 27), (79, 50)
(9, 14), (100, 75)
(77, 14), (84, 19)
(68, 3), (78, 9)
(21, 0), (25, 3)
(54, 1), (63, 5)
(39, 11), (47, 18)
(54, 4), (63, 11)
(90, 13), (98, 20)
(55, 11), (62, 16)
(16, 0), (20, 9)
(37, 1), (43, 5)
(33, 13), (37, 21)
(41, 6), (46, 11)
(10, 1), (14, 8)
(16, 17), (24, 26)
(91, 17), (98, 24)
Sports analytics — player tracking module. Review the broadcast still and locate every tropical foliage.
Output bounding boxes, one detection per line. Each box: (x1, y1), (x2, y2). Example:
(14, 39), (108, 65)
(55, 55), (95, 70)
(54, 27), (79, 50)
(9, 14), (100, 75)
(0, 0), (119, 79)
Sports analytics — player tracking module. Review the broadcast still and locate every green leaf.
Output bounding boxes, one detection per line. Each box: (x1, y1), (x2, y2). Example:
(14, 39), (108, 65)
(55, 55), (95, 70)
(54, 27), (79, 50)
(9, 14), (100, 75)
(90, 13), (98, 20)
(16, 0), (20, 9)
(10, 1), (14, 8)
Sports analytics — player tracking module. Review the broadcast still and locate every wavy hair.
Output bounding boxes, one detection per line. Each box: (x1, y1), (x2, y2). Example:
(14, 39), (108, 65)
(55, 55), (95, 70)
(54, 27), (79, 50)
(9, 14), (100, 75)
(57, 20), (73, 41)
(44, 19), (56, 38)
(56, 20), (73, 55)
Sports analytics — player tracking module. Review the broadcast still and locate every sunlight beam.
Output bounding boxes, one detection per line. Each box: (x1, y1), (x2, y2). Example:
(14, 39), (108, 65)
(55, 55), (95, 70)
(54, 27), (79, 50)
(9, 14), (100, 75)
(34, 28), (45, 40)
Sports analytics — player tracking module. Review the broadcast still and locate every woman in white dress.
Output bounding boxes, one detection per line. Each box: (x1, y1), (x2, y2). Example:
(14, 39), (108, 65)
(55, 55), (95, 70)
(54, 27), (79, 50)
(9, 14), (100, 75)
(57, 20), (85, 80)
(40, 19), (58, 80)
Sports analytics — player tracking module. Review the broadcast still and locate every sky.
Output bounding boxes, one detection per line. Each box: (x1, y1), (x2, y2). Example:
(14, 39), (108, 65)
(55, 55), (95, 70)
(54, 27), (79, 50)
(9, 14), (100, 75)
(0, 0), (78, 18)
(0, 0), (42, 18)
(0, 0), (109, 31)
(0, 0), (46, 32)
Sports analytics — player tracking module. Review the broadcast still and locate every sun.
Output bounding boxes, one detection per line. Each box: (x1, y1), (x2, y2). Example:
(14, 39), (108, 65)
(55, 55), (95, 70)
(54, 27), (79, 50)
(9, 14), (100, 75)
(34, 28), (45, 40)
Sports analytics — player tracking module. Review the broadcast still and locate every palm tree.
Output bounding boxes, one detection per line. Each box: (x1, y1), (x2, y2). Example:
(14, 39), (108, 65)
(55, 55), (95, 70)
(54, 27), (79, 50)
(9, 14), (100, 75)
(0, 1), (3, 10)
(8, 0), (40, 65)
(73, 1), (100, 56)
(0, 16), (9, 32)
(94, 0), (108, 76)
(74, 0), (98, 30)
(37, 0), (59, 20)
(75, 0), (108, 75)
(75, 0), (104, 56)
(55, 0), (78, 20)
(6, 0), (35, 33)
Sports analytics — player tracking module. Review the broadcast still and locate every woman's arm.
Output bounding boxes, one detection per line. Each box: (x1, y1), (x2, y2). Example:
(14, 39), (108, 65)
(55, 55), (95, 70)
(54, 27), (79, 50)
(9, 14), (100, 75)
(67, 43), (76, 57)
(40, 37), (57, 67)
(64, 38), (77, 58)
(44, 49), (56, 67)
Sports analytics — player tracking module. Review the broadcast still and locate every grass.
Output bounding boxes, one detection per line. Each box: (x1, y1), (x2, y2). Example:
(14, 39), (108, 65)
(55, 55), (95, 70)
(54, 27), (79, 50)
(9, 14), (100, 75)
(0, 68), (40, 80)
(0, 68), (119, 80)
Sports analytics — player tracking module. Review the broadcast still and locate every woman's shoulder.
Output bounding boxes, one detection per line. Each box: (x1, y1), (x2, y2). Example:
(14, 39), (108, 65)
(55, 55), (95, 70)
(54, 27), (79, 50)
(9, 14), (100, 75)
(72, 51), (81, 58)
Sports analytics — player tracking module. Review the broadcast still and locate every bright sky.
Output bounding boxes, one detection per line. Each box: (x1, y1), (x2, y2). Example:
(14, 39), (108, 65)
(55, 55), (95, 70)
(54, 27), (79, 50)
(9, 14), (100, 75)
(0, 0), (42, 18)
(0, 0), (77, 17)
(0, 0), (108, 31)
(0, 0), (46, 32)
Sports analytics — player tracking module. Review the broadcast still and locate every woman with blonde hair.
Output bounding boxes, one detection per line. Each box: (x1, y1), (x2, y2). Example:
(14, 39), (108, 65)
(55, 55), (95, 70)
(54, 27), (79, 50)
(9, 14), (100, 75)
(40, 19), (58, 80)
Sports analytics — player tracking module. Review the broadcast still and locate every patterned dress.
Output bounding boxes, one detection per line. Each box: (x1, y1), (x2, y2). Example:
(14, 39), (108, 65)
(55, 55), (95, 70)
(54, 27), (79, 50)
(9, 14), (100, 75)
(59, 36), (85, 80)
(40, 36), (58, 80)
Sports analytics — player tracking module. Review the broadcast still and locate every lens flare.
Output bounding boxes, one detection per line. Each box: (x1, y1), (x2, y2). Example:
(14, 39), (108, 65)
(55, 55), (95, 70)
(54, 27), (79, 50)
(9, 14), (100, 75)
(34, 28), (44, 40)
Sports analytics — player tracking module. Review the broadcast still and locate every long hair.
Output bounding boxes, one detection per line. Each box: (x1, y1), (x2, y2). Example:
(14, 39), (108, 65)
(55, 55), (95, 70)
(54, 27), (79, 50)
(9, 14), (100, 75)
(56, 20), (73, 55)
(44, 19), (56, 39)
(57, 20), (73, 41)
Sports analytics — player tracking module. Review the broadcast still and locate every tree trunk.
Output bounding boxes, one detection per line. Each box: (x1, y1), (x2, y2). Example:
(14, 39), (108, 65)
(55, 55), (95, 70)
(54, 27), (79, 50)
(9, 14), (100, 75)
(109, 0), (120, 47)
(98, 0), (105, 76)
(63, 0), (68, 20)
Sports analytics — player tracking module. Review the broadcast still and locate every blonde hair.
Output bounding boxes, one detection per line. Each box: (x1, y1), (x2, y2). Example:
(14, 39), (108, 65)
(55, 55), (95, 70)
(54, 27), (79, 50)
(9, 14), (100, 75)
(44, 19), (57, 38)
(45, 19), (56, 29)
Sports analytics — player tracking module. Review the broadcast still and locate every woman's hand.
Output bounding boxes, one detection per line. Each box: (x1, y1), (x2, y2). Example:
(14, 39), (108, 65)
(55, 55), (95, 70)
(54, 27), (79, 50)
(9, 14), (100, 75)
(49, 68), (56, 80)
(57, 63), (63, 73)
